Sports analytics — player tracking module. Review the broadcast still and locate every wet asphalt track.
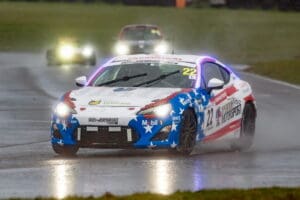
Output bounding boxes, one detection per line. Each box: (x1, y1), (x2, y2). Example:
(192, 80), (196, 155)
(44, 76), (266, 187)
(0, 53), (300, 198)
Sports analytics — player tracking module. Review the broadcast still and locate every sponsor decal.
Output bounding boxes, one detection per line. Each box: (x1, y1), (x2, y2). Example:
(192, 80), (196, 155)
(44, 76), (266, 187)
(89, 100), (101, 105)
(101, 100), (131, 106)
(216, 98), (242, 126)
(89, 99), (131, 106)
(142, 119), (161, 126)
(88, 117), (118, 125)
(113, 87), (137, 92)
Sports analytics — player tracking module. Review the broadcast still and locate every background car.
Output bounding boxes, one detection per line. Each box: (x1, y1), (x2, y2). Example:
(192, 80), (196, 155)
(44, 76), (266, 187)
(114, 24), (170, 55)
(51, 54), (256, 156)
(46, 38), (97, 66)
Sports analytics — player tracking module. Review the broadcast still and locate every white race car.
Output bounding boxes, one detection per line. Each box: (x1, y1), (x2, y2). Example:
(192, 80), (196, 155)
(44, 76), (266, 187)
(51, 54), (256, 155)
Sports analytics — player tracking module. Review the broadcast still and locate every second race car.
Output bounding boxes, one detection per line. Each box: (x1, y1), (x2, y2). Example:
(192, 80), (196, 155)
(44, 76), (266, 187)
(51, 54), (256, 155)
(114, 24), (169, 55)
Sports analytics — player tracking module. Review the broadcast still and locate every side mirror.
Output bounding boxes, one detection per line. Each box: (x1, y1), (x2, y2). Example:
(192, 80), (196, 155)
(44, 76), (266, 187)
(207, 78), (224, 91)
(75, 76), (87, 87)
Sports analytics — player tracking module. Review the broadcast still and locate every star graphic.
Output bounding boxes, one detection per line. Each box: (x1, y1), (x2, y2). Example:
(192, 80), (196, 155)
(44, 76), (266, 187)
(186, 93), (192, 99)
(148, 141), (157, 148)
(144, 124), (153, 133)
(170, 110), (175, 116)
(179, 97), (185, 105)
(193, 89), (199, 96)
(171, 122), (177, 131)
(170, 141), (177, 148)
(179, 108), (184, 115)
(62, 121), (67, 131)
(133, 115), (138, 121)
(197, 117), (201, 124)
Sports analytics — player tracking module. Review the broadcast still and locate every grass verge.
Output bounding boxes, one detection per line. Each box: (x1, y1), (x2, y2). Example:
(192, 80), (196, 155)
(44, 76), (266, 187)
(9, 187), (300, 200)
(248, 59), (300, 85)
(0, 2), (300, 64)
(0, 2), (299, 84)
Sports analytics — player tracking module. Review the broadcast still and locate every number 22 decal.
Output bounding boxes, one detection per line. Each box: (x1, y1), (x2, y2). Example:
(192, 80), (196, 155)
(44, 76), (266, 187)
(182, 68), (196, 76)
(206, 108), (213, 127)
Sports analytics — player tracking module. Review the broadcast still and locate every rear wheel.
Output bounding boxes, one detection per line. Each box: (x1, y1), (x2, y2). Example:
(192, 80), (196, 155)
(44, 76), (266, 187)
(52, 144), (79, 156)
(232, 103), (256, 151)
(175, 109), (197, 155)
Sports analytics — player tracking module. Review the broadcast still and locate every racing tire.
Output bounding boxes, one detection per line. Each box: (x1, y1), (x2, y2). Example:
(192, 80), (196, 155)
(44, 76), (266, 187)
(52, 144), (79, 156)
(231, 103), (256, 151)
(175, 109), (197, 155)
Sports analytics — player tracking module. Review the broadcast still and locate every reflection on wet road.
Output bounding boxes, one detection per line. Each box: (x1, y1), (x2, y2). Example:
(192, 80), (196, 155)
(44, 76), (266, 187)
(0, 53), (299, 198)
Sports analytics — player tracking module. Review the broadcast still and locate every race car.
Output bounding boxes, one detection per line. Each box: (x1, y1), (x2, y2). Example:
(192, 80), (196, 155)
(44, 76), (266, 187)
(46, 39), (97, 66)
(51, 54), (256, 156)
(114, 24), (170, 55)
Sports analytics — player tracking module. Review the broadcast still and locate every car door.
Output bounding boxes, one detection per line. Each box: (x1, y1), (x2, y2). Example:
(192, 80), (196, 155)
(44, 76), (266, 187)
(201, 62), (234, 141)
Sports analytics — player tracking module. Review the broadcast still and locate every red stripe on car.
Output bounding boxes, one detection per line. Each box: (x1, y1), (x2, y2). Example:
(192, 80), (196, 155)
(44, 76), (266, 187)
(203, 119), (241, 142)
(210, 85), (238, 105)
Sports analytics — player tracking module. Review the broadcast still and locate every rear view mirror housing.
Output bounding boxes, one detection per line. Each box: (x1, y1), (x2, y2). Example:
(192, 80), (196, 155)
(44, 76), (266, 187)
(207, 78), (224, 92)
(75, 76), (87, 87)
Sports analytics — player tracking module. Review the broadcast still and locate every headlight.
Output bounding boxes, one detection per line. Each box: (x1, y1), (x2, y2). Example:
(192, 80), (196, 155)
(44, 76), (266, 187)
(154, 42), (168, 54)
(58, 44), (75, 60)
(82, 46), (94, 57)
(55, 102), (76, 118)
(115, 42), (129, 55)
(139, 104), (172, 118)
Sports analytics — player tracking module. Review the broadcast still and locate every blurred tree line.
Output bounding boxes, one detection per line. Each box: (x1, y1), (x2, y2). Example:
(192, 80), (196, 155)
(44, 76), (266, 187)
(0, 0), (299, 11)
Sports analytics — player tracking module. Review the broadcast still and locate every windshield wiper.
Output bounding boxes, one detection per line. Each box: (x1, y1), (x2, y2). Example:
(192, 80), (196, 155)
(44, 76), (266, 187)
(133, 70), (180, 87)
(97, 73), (147, 86)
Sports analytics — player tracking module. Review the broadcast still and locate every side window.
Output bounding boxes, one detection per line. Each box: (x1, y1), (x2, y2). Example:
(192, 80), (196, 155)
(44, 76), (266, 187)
(218, 66), (230, 84)
(202, 62), (224, 88)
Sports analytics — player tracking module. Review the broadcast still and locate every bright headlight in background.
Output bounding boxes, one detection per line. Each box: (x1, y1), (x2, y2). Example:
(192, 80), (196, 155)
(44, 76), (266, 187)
(82, 45), (94, 57)
(55, 102), (71, 118)
(154, 41), (169, 55)
(115, 42), (129, 55)
(58, 44), (75, 60)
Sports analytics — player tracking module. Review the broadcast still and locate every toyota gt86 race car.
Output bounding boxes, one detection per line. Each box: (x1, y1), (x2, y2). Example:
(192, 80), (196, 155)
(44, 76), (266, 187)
(51, 54), (256, 155)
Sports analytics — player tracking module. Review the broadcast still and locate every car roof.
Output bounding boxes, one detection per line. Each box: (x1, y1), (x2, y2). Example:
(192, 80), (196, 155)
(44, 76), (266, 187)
(121, 24), (160, 30)
(109, 54), (212, 66)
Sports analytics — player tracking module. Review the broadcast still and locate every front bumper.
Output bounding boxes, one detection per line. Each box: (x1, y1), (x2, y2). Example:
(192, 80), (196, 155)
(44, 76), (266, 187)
(51, 114), (182, 149)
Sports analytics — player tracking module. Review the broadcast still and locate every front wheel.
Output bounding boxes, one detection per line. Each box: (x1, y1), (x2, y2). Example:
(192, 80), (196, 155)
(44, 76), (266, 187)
(52, 144), (79, 156)
(231, 103), (256, 151)
(175, 109), (197, 155)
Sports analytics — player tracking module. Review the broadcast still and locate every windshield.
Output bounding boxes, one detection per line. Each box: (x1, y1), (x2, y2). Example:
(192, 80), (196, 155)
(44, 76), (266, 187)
(90, 63), (197, 88)
(121, 27), (162, 41)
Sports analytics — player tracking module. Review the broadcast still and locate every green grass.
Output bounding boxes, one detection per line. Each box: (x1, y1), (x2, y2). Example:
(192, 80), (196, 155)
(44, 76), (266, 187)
(9, 188), (300, 200)
(0, 2), (300, 64)
(249, 59), (300, 85)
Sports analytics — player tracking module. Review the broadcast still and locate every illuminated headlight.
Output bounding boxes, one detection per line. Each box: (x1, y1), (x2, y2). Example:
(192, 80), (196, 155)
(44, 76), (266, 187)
(58, 44), (75, 60)
(54, 102), (76, 118)
(115, 42), (129, 55)
(82, 46), (94, 57)
(139, 104), (172, 118)
(154, 42), (168, 54)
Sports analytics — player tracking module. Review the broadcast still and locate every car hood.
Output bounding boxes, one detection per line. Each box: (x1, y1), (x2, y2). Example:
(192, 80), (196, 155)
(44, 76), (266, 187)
(122, 40), (161, 46)
(70, 86), (181, 109)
